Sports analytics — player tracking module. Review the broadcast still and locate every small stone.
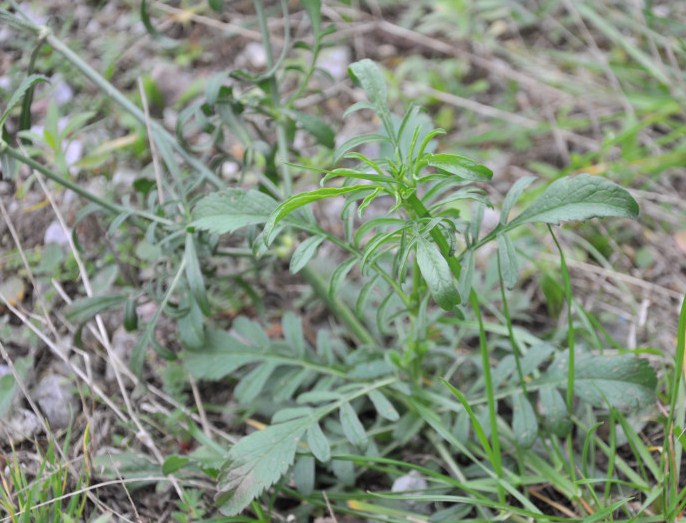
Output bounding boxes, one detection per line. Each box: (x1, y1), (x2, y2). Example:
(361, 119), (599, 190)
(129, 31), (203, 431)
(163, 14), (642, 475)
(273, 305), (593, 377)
(44, 220), (71, 247)
(391, 470), (427, 493)
(32, 374), (77, 429)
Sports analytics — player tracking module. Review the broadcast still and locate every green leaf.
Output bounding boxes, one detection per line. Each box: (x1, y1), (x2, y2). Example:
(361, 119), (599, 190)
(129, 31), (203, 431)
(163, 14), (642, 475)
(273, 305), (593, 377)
(541, 353), (657, 411)
(208, 0), (223, 12)
(512, 393), (538, 448)
(163, 455), (191, 475)
(301, 0), (321, 34)
(306, 423), (331, 462)
(348, 59), (388, 113)
(290, 235), (325, 274)
(183, 329), (257, 380)
(184, 234), (210, 316)
(496, 233), (519, 290)
(191, 189), (278, 235)
(328, 258), (356, 302)
(264, 186), (372, 244)
(0, 74), (49, 129)
(500, 175), (536, 225)
(124, 298), (138, 331)
(368, 390), (399, 421)
(416, 236), (459, 311)
(290, 111), (333, 148)
(282, 311), (306, 357)
(334, 133), (389, 163)
(140, 0), (178, 48)
(65, 294), (128, 324)
(425, 153), (493, 181)
(538, 385), (571, 437)
(457, 249), (474, 301)
(234, 363), (277, 404)
(293, 455), (315, 496)
(339, 402), (368, 449)
(509, 174), (639, 227)
(217, 417), (311, 515)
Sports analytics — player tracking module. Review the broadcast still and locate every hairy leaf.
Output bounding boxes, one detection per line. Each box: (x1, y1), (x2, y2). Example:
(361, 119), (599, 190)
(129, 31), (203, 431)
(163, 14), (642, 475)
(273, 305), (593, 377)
(301, 0), (321, 34)
(509, 174), (639, 227)
(216, 417), (311, 515)
(306, 423), (331, 462)
(368, 390), (399, 421)
(191, 189), (277, 235)
(416, 236), (459, 311)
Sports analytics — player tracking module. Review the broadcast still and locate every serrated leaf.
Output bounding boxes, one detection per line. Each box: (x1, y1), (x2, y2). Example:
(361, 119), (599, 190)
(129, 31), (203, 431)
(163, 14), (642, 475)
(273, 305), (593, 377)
(500, 175), (536, 224)
(65, 294), (128, 324)
(184, 234), (210, 316)
(191, 189), (278, 235)
(339, 402), (368, 448)
(348, 59), (388, 113)
(368, 390), (399, 421)
(301, 0), (321, 34)
(290, 235), (325, 274)
(416, 236), (459, 311)
(264, 186), (372, 244)
(496, 233), (519, 290)
(216, 417), (311, 515)
(425, 153), (493, 181)
(541, 353), (657, 411)
(306, 423), (331, 462)
(538, 385), (571, 437)
(512, 393), (538, 448)
(509, 174), (639, 227)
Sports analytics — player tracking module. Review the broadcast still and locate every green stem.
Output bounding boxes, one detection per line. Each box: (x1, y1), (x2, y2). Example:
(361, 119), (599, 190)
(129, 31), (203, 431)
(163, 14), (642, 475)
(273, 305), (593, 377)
(254, 0), (291, 197)
(300, 265), (377, 347)
(405, 191), (503, 499)
(497, 259), (527, 395)
(2, 145), (173, 226)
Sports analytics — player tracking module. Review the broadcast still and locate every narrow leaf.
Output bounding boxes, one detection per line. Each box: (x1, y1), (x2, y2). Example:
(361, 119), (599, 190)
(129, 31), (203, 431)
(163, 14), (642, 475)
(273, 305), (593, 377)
(368, 390), (399, 421)
(509, 174), (639, 228)
(457, 249), (475, 301)
(264, 186), (372, 244)
(0, 74), (49, 129)
(234, 363), (277, 404)
(538, 385), (571, 437)
(301, 0), (321, 34)
(293, 455), (315, 496)
(425, 153), (493, 181)
(348, 59), (388, 113)
(306, 423), (331, 462)
(290, 235), (325, 274)
(416, 236), (459, 311)
(500, 175), (536, 224)
(290, 110), (333, 148)
(496, 233), (519, 290)
(512, 393), (538, 448)
(184, 234), (210, 316)
(339, 402), (368, 449)
(65, 294), (128, 324)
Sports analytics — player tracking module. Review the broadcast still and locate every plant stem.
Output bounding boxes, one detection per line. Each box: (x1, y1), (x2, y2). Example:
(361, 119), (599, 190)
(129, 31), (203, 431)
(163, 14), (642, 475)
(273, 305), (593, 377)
(2, 146), (173, 226)
(405, 192), (503, 498)
(301, 265), (376, 347)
